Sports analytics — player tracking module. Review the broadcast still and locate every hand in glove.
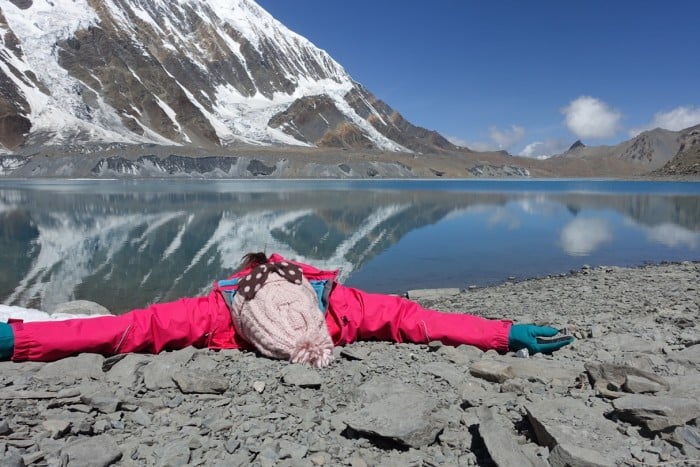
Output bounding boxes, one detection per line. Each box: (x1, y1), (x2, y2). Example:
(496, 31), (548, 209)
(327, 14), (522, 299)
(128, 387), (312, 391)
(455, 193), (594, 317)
(0, 322), (13, 360)
(508, 324), (573, 354)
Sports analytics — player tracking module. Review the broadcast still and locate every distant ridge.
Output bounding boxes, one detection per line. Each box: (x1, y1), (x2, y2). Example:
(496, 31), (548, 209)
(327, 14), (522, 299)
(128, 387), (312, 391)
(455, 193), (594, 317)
(549, 126), (695, 172)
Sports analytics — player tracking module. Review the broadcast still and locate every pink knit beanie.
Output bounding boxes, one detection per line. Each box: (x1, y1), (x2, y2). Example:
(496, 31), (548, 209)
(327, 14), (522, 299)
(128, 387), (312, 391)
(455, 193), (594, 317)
(230, 264), (334, 368)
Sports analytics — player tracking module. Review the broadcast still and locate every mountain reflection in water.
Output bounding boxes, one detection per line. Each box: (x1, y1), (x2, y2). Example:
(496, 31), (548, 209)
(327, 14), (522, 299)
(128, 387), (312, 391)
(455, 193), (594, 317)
(0, 180), (698, 313)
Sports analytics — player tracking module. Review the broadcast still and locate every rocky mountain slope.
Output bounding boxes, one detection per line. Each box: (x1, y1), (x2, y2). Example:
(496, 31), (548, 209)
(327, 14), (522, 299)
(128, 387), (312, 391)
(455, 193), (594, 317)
(653, 124), (700, 177)
(549, 126), (694, 174)
(0, 0), (457, 155)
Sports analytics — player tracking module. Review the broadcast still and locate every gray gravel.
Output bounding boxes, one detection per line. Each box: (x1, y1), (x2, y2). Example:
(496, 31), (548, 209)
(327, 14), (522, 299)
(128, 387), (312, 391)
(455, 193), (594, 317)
(1, 262), (699, 466)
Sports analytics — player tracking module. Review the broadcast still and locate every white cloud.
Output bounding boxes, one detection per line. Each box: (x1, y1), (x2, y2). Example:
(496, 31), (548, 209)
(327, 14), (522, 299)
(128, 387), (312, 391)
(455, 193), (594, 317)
(628, 105), (700, 137)
(560, 217), (612, 256)
(448, 124), (525, 152)
(519, 139), (570, 159)
(563, 96), (621, 139)
(489, 125), (525, 149)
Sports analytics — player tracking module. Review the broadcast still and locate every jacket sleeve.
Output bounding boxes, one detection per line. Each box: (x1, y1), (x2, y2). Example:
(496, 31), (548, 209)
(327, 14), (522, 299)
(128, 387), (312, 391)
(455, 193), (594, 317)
(326, 284), (512, 352)
(11, 291), (235, 362)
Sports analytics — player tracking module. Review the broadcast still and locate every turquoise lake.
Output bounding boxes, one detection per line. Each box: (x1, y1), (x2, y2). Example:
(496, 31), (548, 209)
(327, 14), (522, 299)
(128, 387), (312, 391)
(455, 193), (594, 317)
(0, 179), (698, 313)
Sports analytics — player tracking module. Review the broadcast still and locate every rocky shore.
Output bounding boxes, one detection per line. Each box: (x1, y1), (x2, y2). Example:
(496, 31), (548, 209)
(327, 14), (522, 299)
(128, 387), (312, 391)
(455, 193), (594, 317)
(1, 262), (699, 466)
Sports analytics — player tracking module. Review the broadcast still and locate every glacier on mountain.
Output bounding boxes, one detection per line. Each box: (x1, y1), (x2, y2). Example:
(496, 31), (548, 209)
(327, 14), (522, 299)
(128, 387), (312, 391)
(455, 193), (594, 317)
(0, 0), (412, 151)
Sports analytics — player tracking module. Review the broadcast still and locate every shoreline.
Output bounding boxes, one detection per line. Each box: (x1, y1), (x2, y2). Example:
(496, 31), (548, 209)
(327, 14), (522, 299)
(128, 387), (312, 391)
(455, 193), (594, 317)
(0, 261), (699, 465)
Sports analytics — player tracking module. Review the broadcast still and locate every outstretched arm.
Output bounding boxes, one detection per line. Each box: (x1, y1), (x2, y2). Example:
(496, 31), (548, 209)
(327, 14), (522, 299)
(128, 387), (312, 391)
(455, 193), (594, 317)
(326, 284), (511, 352)
(9, 291), (235, 362)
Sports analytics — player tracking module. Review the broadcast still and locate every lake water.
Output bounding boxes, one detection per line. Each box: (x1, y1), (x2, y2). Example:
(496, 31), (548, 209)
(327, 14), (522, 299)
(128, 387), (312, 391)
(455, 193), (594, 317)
(1, 179), (698, 313)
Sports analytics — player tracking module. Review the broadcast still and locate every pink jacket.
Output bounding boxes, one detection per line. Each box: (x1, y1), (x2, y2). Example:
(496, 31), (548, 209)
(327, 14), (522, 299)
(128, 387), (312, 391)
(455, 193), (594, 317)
(11, 253), (511, 362)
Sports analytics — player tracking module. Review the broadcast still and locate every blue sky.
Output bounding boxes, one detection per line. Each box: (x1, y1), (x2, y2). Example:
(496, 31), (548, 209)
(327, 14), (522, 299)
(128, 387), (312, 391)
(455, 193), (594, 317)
(256, 0), (700, 157)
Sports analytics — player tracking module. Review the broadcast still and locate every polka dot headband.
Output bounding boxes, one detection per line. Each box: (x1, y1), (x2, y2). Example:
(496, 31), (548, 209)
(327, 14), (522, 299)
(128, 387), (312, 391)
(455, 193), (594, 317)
(237, 261), (303, 300)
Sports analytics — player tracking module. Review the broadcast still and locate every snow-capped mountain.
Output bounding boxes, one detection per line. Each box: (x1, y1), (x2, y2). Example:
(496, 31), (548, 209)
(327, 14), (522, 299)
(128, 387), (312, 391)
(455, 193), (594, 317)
(0, 0), (456, 154)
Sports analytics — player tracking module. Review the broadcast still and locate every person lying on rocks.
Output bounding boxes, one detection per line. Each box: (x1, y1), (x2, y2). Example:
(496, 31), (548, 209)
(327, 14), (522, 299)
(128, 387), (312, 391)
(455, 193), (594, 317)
(0, 252), (573, 366)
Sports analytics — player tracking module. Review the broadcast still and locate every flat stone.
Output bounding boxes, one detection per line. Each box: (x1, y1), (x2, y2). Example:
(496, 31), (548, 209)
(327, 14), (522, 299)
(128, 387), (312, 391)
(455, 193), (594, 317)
(145, 348), (198, 386)
(173, 370), (229, 394)
(585, 362), (670, 398)
(129, 408), (152, 426)
(421, 362), (465, 387)
(61, 435), (122, 467)
(611, 394), (700, 432)
(155, 439), (191, 466)
(343, 390), (442, 448)
(500, 356), (582, 383)
(0, 453), (24, 467)
(671, 425), (700, 450)
(340, 347), (369, 361)
(277, 439), (308, 459)
(623, 374), (668, 394)
(281, 365), (323, 388)
(596, 333), (663, 353)
(478, 406), (537, 467)
(667, 344), (700, 368)
(458, 380), (489, 408)
(34, 353), (104, 382)
(41, 419), (71, 438)
(80, 393), (121, 413)
(526, 398), (629, 463)
(549, 443), (615, 467)
(105, 354), (150, 387)
(469, 360), (515, 383)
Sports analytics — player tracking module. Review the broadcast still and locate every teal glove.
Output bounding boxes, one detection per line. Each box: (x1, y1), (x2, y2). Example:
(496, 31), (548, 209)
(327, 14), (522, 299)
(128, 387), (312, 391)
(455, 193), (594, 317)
(508, 324), (573, 354)
(0, 322), (14, 360)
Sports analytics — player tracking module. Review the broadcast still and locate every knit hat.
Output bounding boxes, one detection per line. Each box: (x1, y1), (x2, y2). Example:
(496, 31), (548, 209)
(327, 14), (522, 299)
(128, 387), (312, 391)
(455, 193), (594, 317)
(230, 262), (334, 368)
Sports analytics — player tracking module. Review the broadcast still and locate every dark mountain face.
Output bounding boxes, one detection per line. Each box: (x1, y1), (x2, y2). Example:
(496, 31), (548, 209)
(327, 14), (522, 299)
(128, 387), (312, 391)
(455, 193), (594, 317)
(653, 125), (700, 176)
(0, 0), (459, 155)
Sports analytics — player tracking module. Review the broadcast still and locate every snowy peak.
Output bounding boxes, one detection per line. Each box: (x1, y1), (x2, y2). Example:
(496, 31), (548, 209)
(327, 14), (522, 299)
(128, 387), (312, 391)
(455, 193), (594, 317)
(0, 0), (458, 154)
